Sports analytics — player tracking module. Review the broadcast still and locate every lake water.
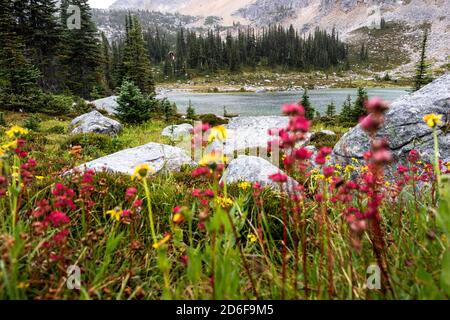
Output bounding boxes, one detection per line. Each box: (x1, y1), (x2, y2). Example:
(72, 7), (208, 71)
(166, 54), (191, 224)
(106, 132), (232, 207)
(159, 88), (409, 116)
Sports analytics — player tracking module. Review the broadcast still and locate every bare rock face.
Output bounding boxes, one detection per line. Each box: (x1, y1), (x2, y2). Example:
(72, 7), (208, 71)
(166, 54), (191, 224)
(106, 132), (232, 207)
(220, 155), (298, 191)
(76, 142), (196, 175)
(69, 111), (122, 135)
(333, 74), (450, 169)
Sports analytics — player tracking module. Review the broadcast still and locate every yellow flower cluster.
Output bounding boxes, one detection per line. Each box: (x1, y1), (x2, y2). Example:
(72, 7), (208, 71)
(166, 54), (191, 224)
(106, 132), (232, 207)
(215, 196), (233, 208)
(106, 208), (123, 221)
(423, 113), (443, 128)
(238, 181), (251, 191)
(6, 125), (28, 138)
(247, 233), (258, 243)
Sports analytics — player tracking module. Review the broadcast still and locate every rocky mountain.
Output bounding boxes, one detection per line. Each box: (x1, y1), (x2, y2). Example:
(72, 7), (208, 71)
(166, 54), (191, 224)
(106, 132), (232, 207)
(104, 0), (449, 70)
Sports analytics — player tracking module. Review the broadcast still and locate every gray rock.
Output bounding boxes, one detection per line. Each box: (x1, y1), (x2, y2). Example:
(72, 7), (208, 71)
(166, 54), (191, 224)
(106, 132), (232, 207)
(76, 142), (196, 175)
(214, 116), (290, 155)
(91, 96), (118, 115)
(319, 129), (336, 136)
(69, 110), (122, 135)
(220, 155), (298, 191)
(333, 74), (450, 170)
(161, 123), (193, 140)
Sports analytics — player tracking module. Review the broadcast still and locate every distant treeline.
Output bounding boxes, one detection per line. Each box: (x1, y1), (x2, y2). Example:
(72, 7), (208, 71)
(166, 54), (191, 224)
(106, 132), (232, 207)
(134, 25), (349, 77)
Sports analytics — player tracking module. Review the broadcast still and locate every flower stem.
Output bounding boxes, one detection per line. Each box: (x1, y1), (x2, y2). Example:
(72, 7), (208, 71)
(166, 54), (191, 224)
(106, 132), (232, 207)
(142, 178), (157, 246)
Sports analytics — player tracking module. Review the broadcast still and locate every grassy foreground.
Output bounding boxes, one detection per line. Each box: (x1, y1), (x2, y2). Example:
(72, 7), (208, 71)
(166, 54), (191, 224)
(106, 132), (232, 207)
(0, 105), (449, 300)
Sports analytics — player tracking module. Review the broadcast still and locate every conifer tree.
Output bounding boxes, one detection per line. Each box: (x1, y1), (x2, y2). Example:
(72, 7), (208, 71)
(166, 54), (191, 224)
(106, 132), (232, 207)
(0, 0), (40, 95)
(116, 80), (152, 124)
(101, 32), (114, 92)
(414, 29), (432, 92)
(352, 87), (368, 120)
(60, 0), (104, 99)
(186, 100), (196, 120)
(326, 102), (336, 117)
(339, 95), (353, 123)
(301, 89), (315, 120)
(121, 14), (155, 95)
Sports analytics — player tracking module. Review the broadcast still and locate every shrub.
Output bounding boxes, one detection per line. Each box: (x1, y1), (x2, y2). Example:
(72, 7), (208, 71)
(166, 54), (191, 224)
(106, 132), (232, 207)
(197, 113), (228, 126)
(309, 131), (341, 148)
(64, 133), (120, 158)
(45, 125), (66, 134)
(0, 92), (73, 115)
(72, 97), (94, 115)
(23, 114), (41, 131)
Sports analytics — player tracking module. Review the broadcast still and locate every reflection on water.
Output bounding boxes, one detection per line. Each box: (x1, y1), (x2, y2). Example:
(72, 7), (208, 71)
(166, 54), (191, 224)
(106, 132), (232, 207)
(158, 88), (409, 116)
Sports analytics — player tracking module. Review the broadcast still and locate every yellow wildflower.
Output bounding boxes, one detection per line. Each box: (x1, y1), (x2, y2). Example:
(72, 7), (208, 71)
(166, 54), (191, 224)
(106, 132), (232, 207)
(247, 233), (258, 243)
(6, 125), (28, 138)
(208, 125), (227, 143)
(106, 207), (123, 221)
(131, 163), (155, 181)
(238, 181), (251, 191)
(153, 233), (171, 249)
(361, 166), (369, 173)
(344, 165), (355, 174)
(35, 176), (45, 181)
(445, 162), (450, 171)
(423, 113), (443, 128)
(215, 196), (233, 208)
(17, 282), (30, 289)
(1, 140), (18, 152)
(199, 151), (227, 167)
(334, 164), (342, 171)
(442, 234), (448, 243)
(351, 157), (359, 163)
(385, 181), (390, 187)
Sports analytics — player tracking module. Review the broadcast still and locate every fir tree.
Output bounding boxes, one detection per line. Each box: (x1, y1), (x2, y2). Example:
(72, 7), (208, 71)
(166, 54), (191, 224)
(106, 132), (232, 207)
(116, 80), (152, 124)
(339, 95), (353, 123)
(0, 0), (40, 95)
(186, 100), (196, 120)
(414, 29), (432, 92)
(326, 102), (336, 117)
(352, 87), (368, 120)
(121, 14), (155, 95)
(60, 0), (104, 99)
(101, 32), (114, 92)
(301, 89), (315, 120)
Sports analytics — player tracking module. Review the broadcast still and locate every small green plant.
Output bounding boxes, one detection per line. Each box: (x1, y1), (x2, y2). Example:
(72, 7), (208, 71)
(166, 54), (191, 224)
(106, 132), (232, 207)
(23, 114), (41, 131)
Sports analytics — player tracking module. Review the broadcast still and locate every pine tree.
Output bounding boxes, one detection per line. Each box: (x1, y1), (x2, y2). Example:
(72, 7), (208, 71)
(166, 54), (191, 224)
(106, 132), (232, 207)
(326, 102), (336, 117)
(25, 0), (64, 91)
(101, 32), (114, 92)
(186, 100), (196, 120)
(121, 14), (155, 95)
(301, 89), (315, 120)
(414, 29), (432, 92)
(339, 95), (353, 123)
(60, 0), (104, 99)
(0, 0), (40, 95)
(352, 87), (368, 120)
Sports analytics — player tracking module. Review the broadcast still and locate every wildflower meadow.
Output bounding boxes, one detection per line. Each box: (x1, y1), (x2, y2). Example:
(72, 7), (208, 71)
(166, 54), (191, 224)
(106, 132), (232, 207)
(0, 97), (449, 301)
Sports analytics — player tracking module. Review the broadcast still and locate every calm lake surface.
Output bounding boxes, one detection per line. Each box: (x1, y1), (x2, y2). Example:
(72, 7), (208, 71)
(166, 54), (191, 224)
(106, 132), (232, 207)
(159, 88), (409, 116)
